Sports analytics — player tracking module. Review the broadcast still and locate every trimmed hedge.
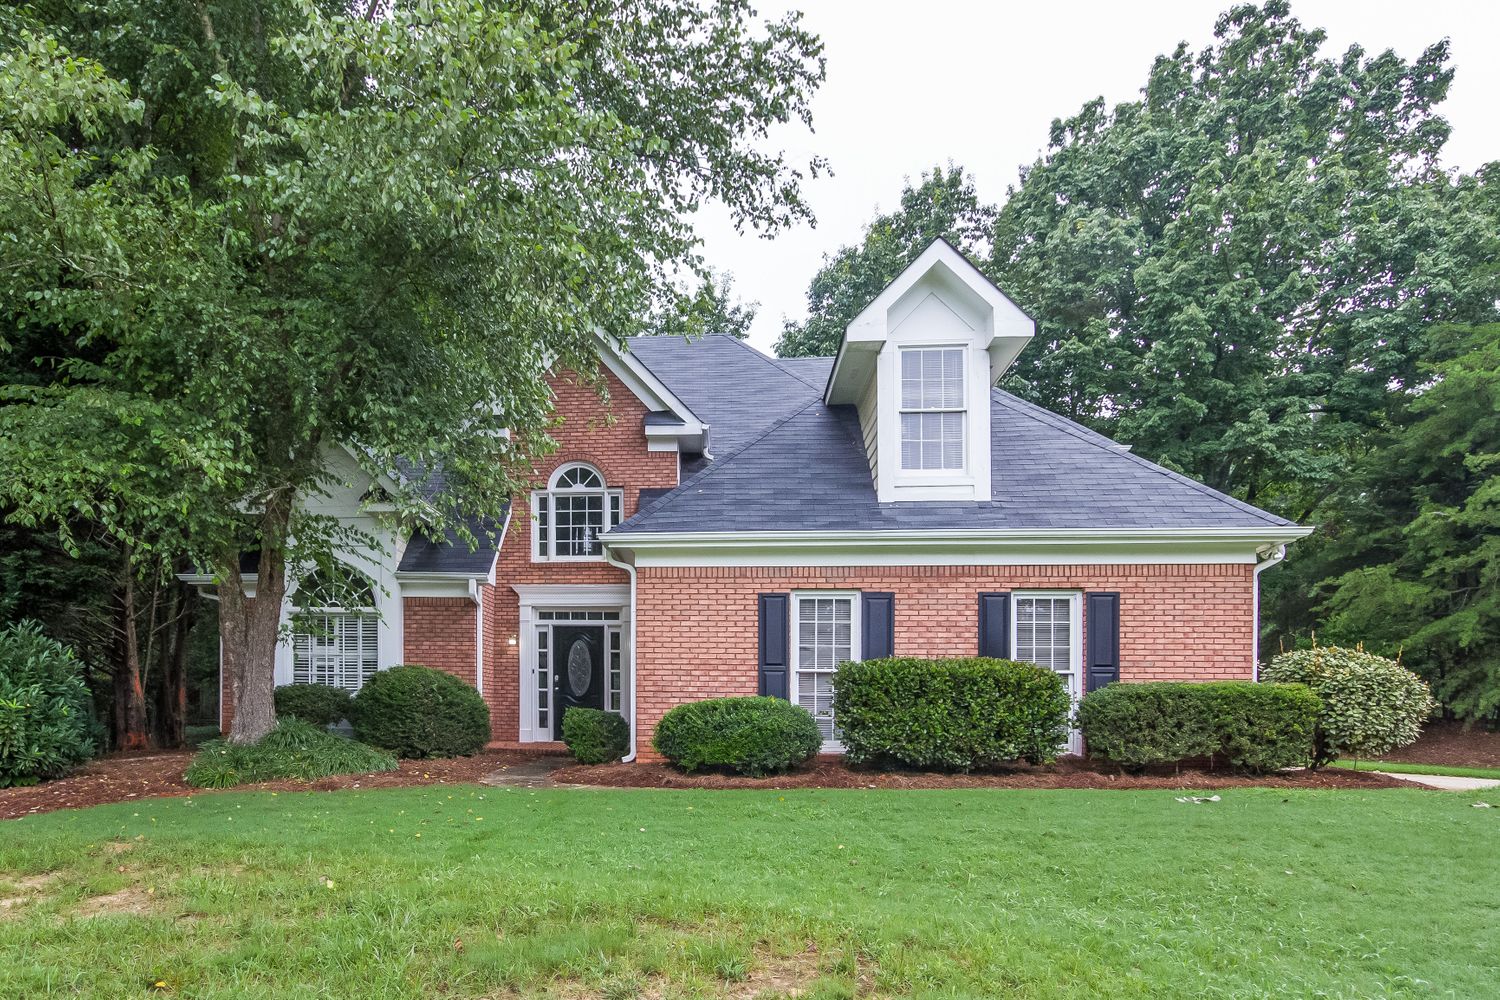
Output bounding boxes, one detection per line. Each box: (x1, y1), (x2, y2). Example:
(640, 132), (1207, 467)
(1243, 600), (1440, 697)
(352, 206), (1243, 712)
(653, 697), (821, 776)
(351, 664), (491, 758)
(561, 708), (630, 764)
(185, 718), (396, 788)
(1264, 646), (1437, 766)
(0, 621), (97, 787)
(832, 657), (1072, 771)
(274, 683), (353, 727)
(1076, 681), (1321, 773)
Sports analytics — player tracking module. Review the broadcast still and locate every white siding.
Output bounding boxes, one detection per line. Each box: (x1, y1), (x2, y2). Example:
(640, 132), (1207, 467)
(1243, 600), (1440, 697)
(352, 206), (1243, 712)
(857, 373), (879, 486)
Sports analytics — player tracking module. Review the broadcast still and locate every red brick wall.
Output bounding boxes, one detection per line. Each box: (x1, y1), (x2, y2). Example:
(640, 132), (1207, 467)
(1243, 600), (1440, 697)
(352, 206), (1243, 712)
(479, 367), (679, 740)
(403, 597), (478, 687)
(630, 563), (1255, 760)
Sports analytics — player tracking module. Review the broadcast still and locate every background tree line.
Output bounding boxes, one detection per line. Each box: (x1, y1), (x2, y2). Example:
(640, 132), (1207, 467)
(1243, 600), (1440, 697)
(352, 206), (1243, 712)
(775, 3), (1500, 722)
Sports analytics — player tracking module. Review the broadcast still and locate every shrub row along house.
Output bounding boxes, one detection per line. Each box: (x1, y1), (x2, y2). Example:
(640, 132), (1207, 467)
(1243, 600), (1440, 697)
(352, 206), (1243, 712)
(185, 241), (1311, 760)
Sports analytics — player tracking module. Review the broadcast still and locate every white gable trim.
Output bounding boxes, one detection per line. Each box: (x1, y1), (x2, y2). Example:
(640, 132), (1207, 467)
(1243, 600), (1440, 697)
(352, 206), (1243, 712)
(597, 333), (709, 453)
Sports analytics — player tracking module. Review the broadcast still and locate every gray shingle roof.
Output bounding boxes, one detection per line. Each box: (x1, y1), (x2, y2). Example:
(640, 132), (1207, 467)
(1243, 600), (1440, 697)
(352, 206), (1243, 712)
(396, 507), (507, 575)
(612, 335), (1294, 533)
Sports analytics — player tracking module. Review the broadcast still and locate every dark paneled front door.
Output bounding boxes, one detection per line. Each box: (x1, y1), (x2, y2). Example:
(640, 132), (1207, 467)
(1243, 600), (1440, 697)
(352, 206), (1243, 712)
(552, 625), (604, 737)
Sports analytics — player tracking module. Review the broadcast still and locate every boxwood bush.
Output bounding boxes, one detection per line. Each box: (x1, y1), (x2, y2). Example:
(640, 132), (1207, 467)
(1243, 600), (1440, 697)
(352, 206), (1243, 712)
(274, 683), (353, 727)
(653, 697), (821, 776)
(1263, 646), (1437, 766)
(185, 718), (396, 788)
(1076, 681), (1321, 773)
(561, 707), (630, 764)
(832, 657), (1072, 771)
(351, 664), (491, 758)
(0, 621), (97, 787)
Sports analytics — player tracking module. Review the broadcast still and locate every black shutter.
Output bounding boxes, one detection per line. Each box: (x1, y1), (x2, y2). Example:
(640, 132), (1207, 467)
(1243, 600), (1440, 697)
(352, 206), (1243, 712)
(1085, 591), (1120, 692)
(861, 592), (894, 660)
(757, 593), (790, 699)
(977, 592), (1010, 658)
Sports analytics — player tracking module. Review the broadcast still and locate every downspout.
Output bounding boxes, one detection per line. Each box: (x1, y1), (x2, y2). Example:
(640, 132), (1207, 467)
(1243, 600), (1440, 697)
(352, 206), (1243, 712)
(1252, 544), (1287, 682)
(470, 579), (484, 695)
(604, 546), (639, 762)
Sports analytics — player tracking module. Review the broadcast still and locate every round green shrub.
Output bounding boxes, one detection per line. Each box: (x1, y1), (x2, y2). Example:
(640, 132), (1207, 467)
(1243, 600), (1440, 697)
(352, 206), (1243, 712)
(351, 664), (491, 758)
(1264, 646), (1437, 766)
(833, 657), (1072, 770)
(274, 683), (353, 727)
(185, 718), (397, 788)
(1076, 681), (1321, 773)
(653, 697), (821, 776)
(0, 621), (96, 787)
(561, 707), (630, 764)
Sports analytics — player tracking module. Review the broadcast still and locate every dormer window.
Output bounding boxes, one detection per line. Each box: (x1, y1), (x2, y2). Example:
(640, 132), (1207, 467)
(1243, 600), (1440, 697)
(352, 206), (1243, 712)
(899, 347), (966, 471)
(533, 463), (623, 561)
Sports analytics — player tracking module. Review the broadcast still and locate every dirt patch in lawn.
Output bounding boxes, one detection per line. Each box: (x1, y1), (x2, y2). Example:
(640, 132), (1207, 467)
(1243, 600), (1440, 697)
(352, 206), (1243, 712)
(552, 755), (1408, 791)
(1368, 721), (1500, 769)
(0, 750), (545, 821)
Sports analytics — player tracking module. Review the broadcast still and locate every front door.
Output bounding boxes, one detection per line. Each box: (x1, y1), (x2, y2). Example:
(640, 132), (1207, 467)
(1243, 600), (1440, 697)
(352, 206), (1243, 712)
(552, 625), (604, 737)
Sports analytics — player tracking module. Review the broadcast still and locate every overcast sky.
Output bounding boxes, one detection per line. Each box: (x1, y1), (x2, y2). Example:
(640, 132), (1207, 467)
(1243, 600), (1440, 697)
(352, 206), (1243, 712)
(692, 0), (1500, 355)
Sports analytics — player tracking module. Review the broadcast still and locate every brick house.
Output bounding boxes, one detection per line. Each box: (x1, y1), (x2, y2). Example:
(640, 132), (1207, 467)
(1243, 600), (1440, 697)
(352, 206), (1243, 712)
(193, 241), (1309, 759)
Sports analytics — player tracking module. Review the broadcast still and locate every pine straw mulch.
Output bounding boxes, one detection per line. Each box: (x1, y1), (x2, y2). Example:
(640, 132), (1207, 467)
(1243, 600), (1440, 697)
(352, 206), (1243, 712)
(1367, 720), (1500, 769)
(552, 755), (1409, 791)
(0, 750), (543, 821)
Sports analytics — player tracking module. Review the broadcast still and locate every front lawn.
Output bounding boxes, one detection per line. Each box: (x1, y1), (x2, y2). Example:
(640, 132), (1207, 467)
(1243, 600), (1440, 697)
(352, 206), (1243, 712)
(2, 786), (1495, 998)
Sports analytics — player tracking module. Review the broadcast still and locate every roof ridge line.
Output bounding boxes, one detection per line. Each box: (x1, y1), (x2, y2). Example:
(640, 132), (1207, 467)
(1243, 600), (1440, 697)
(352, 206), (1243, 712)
(720, 334), (825, 392)
(990, 389), (1292, 527)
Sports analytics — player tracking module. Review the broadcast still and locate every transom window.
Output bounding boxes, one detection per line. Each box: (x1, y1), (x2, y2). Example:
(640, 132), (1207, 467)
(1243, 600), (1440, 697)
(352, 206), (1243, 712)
(793, 593), (860, 746)
(899, 347), (966, 471)
(290, 569), (378, 693)
(532, 463), (623, 561)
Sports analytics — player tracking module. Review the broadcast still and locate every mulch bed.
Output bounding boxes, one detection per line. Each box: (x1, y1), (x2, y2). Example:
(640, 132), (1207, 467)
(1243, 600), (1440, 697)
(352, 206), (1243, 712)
(1370, 721), (1500, 769)
(552, 755), (1408, 791)
(0, 750), (542, 821)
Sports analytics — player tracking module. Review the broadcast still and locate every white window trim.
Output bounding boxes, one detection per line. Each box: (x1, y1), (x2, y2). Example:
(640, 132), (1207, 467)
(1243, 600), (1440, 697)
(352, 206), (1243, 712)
(1011, 590), (1084, 755)
(531, 462), (623, 563)
(897, 344), (968, 477)
(791, 590), (861, 752)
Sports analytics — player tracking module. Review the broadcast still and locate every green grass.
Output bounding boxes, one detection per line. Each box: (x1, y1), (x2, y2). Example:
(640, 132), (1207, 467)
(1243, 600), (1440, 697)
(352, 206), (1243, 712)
(183, 719), (396, 788)
(1332, 758), (1500, 781)
(2, 786), (1496, 998)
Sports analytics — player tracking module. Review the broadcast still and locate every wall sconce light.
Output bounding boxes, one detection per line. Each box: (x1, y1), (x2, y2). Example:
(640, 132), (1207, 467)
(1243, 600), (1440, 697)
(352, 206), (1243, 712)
(507, 635), (518, 647)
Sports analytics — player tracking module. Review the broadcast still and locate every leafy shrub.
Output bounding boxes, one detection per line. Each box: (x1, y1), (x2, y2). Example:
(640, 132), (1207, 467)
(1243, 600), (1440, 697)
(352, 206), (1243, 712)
(653, 697), (821, 776)
(1264, 646), (1438, 766)
(561, 708), (631, 764)
(185, 718), (396, 788)
(351, 664), (490, 758)
(274, 683), (353, 727)
(832, 657), (1072, 771)
(1077, 681), (1321, 773)
(0, 621), (96, 787)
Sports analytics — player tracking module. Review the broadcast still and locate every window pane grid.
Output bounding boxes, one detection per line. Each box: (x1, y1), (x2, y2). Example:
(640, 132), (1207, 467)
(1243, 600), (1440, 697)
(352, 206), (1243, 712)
(536, 628), (550, 731)
(291, 613), (377, 693)
(1014, 597), (1073, 674)
(796, 597), (852, 742)
(607, 629), (623, 713)
(899, 348), (965, 471)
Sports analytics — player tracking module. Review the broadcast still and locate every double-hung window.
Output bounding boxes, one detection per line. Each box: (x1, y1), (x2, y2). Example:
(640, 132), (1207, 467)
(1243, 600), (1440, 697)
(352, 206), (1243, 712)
(793, 592), (860, 747)
(899, 346), (966, 471)
(290, 570), (379, 693)
(1012, 592), (1083, 753)
(533, 463), (623, 561)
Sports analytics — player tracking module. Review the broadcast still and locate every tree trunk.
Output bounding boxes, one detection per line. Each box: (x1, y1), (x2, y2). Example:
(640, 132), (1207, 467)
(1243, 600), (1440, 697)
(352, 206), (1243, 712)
(155, 580), (193, 748)
(117, 550), (153, 752)
(220, 493), (292, 744)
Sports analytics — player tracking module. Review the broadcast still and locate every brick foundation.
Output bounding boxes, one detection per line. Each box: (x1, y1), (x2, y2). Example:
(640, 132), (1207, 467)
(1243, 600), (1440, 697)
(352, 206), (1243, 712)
(630, 563), (1255, 761)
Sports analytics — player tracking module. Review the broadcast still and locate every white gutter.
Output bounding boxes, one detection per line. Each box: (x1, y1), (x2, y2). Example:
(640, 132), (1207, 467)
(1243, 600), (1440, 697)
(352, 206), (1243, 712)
(1252, 543), (1287, 681)
(604, 548), (639, 763)
(469, 578), (484, 694)
(612, 526), (1314, 549)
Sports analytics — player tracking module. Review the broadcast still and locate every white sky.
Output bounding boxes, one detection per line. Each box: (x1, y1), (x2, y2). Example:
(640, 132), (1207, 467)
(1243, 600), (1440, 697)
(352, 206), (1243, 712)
(692, 0), (1500, 355)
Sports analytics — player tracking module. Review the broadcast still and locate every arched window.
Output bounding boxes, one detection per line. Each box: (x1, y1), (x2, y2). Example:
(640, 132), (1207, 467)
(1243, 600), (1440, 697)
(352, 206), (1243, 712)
(533, 462), (623, 561)
(290, 567), (378, 692)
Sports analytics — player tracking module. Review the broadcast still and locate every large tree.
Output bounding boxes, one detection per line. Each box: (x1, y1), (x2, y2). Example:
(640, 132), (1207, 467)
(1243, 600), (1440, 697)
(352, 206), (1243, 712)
(0, 0), (825, 742)
(775, 164), (994, 358)
(988, 1), (1500, 516)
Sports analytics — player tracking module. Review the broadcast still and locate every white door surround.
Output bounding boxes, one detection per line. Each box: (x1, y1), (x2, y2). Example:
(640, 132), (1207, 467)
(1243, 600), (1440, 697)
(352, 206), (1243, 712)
(514, 584), (631, 743)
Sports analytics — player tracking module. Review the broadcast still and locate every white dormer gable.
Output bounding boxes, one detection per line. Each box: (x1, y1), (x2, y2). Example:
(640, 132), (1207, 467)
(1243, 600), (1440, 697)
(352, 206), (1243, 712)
(824, 239), (1034, 503)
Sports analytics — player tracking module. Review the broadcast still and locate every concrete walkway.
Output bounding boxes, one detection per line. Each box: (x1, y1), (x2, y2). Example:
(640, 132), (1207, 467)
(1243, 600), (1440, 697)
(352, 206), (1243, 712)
(1375, 771), (1500, 791)
(480, 757), (572, 788)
